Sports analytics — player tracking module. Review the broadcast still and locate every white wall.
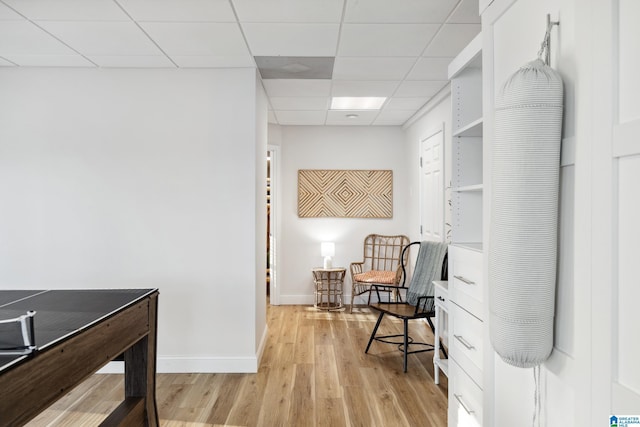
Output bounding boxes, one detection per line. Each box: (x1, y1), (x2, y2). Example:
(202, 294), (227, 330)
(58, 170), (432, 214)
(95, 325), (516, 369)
(276, 125), (409, 305)
(0, 67), (267, 373)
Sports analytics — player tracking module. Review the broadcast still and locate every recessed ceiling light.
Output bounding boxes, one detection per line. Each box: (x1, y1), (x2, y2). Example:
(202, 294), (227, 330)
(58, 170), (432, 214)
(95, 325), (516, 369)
(330, 97), (386, 110)
(346, 114), (359, 119)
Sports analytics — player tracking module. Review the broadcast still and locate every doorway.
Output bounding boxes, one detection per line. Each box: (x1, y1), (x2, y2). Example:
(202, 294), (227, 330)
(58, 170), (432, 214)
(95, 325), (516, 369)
(420, 124), (445, 241)
(266, 146), (279, 305)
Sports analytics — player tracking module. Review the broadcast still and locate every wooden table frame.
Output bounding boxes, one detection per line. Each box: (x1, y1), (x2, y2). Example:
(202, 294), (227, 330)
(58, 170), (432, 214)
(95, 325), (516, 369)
(0, 290), (159, 426)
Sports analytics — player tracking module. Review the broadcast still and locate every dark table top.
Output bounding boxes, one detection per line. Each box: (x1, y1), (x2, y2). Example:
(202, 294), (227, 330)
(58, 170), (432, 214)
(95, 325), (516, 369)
(0, 288), (157, 372)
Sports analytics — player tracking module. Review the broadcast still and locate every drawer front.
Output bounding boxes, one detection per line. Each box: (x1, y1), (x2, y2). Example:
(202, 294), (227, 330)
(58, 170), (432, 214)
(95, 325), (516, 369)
(449, 359), (483, 427)
(449, 245), (483, 316)
(434, 280), (449, 308)
(450, 302), (483, 383)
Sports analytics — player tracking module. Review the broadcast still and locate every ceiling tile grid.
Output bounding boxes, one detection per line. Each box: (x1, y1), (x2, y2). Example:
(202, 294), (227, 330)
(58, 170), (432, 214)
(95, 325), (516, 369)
(0, 0), (480, 126)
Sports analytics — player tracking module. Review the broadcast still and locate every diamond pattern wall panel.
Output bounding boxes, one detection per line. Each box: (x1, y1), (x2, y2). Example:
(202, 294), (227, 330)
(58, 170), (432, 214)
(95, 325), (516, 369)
(298, 170), (392, 218)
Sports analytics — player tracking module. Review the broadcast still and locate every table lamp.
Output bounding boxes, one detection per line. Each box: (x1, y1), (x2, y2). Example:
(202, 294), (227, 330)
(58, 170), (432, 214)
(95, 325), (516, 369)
(321, 242), (335, 269)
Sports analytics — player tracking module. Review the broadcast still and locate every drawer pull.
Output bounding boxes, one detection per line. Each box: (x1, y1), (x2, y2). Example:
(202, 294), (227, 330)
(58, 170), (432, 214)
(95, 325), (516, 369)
(454, 335), (475, 350)
(454, 275), (475, 285)
(454, 394), (475, 415)
(437, 296), (446, 302)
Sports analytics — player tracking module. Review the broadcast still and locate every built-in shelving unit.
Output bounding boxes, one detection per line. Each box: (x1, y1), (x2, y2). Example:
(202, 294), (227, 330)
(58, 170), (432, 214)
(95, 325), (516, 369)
(447, 32), (485, 427)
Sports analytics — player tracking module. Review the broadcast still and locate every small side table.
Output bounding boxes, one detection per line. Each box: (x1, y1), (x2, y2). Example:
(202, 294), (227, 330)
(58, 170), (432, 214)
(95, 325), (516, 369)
(433, 280), (449, 384)
(312, 267), (346, 310)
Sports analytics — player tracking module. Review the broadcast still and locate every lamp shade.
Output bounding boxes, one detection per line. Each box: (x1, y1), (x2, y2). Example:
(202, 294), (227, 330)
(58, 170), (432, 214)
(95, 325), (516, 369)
(320, 242), (335, 257)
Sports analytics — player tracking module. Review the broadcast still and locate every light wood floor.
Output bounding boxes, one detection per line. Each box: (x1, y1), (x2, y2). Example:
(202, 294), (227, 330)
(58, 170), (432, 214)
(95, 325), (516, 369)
(27, 305), (448, 427)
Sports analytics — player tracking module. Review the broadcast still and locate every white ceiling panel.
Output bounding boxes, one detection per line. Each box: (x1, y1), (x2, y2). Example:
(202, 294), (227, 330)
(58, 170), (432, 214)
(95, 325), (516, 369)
(394, 80), (448, 97)
(275, 110), (327, 125)
(118, 0), (236, 22)
(373, 109), (415, 125)
(140, 23), (250, 57)
(326, 110), (377, 125)
(3, 0), (129, 21)
(333, 57), (416, 80)
(90, 55), (175, 68)
(406, 57), (453, 80)
(38, 21), (161, 55)
(242, 23), (339, 57)
(269, 97), (329, 110)
(4, 54), (95, 66)
(170, 55), (254, 68)
(233, 0), (344, 23)
(262, 79), (332, 97)
(423, 23), (481, 57)
(447, 0), (481, 24)
(384, 97), (429, 110)
(331, 80), (399, 97)
(0, 3), (24, 20)
(268, 110), (278, 124)
(0, 21), (78, 55)
(344, 0), (459, 23)
(338, 24), (439, 57)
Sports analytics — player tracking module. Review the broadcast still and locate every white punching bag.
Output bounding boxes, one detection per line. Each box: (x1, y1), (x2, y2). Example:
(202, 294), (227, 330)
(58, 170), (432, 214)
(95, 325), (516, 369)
(489, 59), (564, 368)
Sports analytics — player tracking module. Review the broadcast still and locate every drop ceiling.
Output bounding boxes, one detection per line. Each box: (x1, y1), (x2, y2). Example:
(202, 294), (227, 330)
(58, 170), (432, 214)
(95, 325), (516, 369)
(0, 0), (481, 126)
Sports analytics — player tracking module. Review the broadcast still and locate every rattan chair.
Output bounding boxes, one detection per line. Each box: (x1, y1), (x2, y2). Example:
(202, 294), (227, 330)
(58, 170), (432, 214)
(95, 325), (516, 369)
(349, 234), (410, 313)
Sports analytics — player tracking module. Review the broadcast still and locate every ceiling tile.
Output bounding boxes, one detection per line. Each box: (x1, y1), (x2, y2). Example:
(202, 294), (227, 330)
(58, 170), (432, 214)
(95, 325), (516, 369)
(406, 57), (453, 80)
(38, 21), (161, 56)
(262, 79), (332, 97)
(447, 0), (481, 24)
(140, 23), (250, 58)
(344, 0), (459, 23)
(0, 57), (16, 66)
(3, 54), (95, 67)
(233, 0), (344, 23)
(423, 23), (481, 57)
(0, 3), (24, 20)
(331, 80), (399, 97)
(89, 55), (176, 68)
(269, 97), (330, 110)
(275, 110), (327, 125)
(394, 80), (448, 97)
(326, 110), (377, 125)
(242, 23), (339, 57)
(118, 0), (236, 22)
(333, 57), (416, 80)
(338, 24), (439, 57)
(170, 55), (254, 68)
(373, 109), (415, 125)
(0, 21), (78, 55)
(3, 0), (129, 21)
(384, 97), (429, 110)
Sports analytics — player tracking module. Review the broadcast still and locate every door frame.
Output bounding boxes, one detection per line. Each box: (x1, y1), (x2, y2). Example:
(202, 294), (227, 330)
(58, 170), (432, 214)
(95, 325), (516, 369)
(267, 145), (280, 305)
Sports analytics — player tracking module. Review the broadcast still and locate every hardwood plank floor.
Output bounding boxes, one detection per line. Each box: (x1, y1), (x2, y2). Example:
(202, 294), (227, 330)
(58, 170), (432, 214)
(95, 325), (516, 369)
(27, 305), (448, 427)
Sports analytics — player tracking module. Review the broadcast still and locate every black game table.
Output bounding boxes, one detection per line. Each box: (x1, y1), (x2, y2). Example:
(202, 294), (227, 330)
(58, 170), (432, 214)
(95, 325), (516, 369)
(0, 288), (159, 426)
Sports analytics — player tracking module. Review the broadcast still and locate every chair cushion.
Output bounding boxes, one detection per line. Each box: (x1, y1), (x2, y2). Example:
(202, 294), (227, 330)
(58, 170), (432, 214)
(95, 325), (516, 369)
(353, 270), (396, 284)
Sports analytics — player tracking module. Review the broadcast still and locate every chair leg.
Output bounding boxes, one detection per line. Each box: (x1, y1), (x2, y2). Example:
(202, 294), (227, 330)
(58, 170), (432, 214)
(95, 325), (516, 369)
(403, 318), (409, 373)
(365, 312), (385, 353)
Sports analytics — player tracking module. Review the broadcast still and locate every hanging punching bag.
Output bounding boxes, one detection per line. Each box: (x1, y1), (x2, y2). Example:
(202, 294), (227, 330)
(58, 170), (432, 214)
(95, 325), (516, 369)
(489, 59), (564, 368)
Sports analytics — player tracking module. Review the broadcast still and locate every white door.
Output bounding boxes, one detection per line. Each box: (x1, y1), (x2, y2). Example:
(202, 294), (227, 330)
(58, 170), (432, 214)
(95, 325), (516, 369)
(420, 125), (445, 241)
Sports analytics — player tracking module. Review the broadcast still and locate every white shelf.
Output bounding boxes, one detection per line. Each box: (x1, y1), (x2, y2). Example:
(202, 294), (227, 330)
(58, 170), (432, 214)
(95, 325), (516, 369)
(454, 184), (483, 193)
(448, 33), (482, 80)
(453, 118), (483, 137)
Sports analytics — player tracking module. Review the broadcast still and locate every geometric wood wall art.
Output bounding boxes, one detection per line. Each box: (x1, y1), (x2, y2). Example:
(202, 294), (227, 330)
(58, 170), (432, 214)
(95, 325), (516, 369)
(298, 169), (393, 218)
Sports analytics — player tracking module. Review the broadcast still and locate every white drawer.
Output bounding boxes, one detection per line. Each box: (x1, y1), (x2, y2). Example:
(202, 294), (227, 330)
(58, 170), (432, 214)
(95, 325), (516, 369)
(449, 245), (483, 317)
(449, 359), (483, 427)
(434, 280), (449, 308)
(450, 302), (483, 387)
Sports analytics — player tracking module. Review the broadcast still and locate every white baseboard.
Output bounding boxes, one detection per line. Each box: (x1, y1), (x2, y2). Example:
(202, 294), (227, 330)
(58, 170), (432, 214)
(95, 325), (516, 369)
(97, 355), (260, 374)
